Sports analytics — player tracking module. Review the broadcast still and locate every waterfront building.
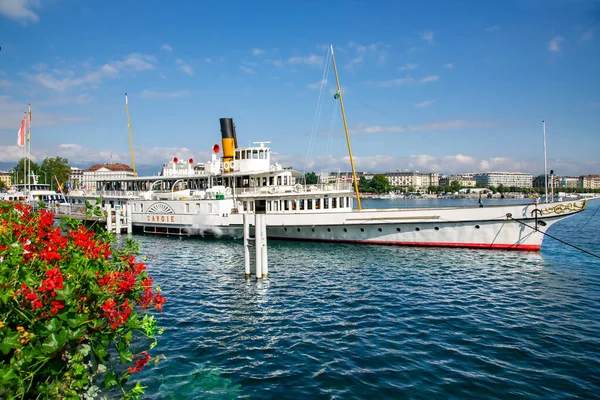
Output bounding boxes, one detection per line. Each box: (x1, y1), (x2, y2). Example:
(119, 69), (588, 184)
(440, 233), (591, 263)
(533, 174), (561, 189)
(473, 172), (533, 188)
(560, 176), (580, 189)
(579, 174), (600, 189)
(439, 174), (477, 187)
(82, 163), (135, 191)
(69, 167), (84, 189)
(384, 171), (439, 191)
(0, 170), (13, 188)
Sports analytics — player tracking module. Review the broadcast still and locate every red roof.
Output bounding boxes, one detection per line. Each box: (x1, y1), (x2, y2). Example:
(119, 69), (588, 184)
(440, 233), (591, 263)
(86, 163), (134, 172)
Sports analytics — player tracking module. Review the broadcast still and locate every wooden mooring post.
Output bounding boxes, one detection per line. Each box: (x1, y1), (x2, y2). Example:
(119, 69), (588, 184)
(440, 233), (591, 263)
(243, 200), (268, 279)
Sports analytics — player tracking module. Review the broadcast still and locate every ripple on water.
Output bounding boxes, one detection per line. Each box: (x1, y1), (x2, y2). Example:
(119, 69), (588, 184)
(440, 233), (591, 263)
(127, 202), (600, 399)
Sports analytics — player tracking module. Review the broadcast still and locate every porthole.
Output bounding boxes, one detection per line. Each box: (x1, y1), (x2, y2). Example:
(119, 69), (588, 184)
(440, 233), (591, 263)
(475, 225), (480, 229)
(415, 227), (420, 231)
(378, 228), (383, 232)
(343, 228), (347, 232)
(284, 227), (287, 232)
(327, 228), (331, 232)
(311, 228), (315, 232)
(360, 228), (364, 232)
(297, 228), (301, 232)
(434, 227), (439, 231)
(396, 228), (401, 232)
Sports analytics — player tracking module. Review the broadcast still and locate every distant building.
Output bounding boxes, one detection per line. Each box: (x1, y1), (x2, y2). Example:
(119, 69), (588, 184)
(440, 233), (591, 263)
(560, 176), (579, 189)
(325, 171), (368, 185)
(579, 174), (600, 189)
(532, 174), (560, 189)
(69, 167), (84, 189)
(0, 170), (12, 188)
(473, 172), (533, 188)
(384, 171), (439, 191)
(82, 163), (135, 190)
(439, 174), (477, 187)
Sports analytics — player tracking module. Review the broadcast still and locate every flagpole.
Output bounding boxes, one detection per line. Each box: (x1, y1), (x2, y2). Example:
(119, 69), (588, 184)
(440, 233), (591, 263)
(27, 104), (31, 192)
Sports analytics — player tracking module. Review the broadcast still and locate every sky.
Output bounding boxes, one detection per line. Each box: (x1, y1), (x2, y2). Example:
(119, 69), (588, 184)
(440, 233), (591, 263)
(0, 0), (599, 176)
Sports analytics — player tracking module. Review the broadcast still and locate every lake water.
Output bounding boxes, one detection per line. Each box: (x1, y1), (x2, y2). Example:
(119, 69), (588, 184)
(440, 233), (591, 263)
(132, 198), (600, 399)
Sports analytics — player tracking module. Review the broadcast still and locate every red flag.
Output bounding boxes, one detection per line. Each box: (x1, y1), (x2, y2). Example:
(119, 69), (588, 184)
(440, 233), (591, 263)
(17, 114), (26, 147)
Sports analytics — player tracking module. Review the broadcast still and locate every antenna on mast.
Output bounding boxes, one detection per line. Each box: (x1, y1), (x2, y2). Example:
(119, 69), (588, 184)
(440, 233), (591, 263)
(543, 120), (548, 203)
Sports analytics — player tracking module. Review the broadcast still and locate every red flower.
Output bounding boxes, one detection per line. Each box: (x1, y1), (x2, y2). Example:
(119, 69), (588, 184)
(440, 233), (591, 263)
(127, 351), (151, 374)
(51, 300), (64, 314)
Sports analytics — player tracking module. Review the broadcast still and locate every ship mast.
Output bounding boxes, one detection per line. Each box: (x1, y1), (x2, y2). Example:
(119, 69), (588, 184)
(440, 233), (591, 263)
(125, 93), (137, 177)
(330, 44), (362, 210)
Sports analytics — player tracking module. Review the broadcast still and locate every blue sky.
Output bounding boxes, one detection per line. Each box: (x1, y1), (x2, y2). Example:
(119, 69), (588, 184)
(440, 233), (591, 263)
(0, 0), (598, 176)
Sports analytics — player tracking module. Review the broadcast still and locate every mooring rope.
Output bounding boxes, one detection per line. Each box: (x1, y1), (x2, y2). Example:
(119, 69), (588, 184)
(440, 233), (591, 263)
(507, 215), (600, 259)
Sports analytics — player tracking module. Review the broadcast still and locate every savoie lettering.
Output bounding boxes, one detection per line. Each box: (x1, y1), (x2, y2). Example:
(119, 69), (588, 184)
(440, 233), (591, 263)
(146, 215), (175, 222)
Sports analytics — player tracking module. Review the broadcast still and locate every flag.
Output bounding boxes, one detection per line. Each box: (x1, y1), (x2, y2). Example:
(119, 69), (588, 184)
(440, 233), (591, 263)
(17, 114), (26, 147)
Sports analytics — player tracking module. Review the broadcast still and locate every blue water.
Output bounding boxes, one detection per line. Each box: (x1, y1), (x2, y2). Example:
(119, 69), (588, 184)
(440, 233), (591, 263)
(132, 199), (600, 399)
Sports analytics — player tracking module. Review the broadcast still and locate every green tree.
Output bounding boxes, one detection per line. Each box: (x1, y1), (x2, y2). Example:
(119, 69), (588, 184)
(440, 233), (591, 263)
(407, 186), (415, 193)
(0, 181), (5, 190)
(449, 180), (461, 193)
(41, 156), (71, 189)
(358, 176), (371, 193)
(497, 183), (505, 193)
(369, 174), (390, 193)
(14, 157), (41, 185)
(303, 171), (318, 184)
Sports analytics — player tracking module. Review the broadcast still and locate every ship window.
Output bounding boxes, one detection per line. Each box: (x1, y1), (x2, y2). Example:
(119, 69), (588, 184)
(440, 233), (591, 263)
(273, 201), (279, 212)
(378, 228), (382, 232)
(140, 204), (144, 212)
(196, 203), (201, 213)
(292, 200), (296, 210)
(269, 176), (274, 185)
(185, 203), (190, 213)
(249, 202), (254, 212)
(324, 198), (329, 209)
(396, 228), (401, 232)
(307, 199), (313, 210)
(332, 198), (337, 208)
(360, 228), (364, 232)
(297, 228), (301, 232)
(262, 177), (267, 186)
(267, 201), (272, 212)
(327, 228), (331, 232)
(343, 228), (347, 232)
(311, 228), (315, 232)
(435, 226), (439, 231)
(252, 150), (259, 159)
(299, 200), (304, 210)
(415, 227), (420, 231)
(284, 200), (290, 211)
(475, 225), (480, 229)
(315, 199), (320, 209)
(277, 176), (281, 185)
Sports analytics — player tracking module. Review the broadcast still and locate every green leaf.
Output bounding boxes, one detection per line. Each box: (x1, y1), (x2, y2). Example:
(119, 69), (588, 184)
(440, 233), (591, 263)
(41, 330), (68, 354)
(103, 371), (117, 389)
(55, 282), (74, 300)
(94, 343), (107, 360)
(0, 331), (21, 354)
(67, 313), (88, 328)
(44, 318), (63, 333)
(0, 364), (18, 384)
(119, 349), (133, 364)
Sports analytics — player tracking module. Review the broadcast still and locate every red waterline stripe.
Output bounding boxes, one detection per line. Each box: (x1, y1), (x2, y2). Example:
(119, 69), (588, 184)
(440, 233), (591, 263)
(269, 237), (541, 251)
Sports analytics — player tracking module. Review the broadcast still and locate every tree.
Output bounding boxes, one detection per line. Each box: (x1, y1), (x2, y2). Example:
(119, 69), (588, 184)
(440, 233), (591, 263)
(0, 181), (5, 190)
(449, 180), (461, 193)
(41, 156), (71, 189)
(303, 172), (318, 184)
(358, 176), (371, 193)
(14, 157), (41, 185)
(407, 186), (415, 193)
(369, 174), (391, 194)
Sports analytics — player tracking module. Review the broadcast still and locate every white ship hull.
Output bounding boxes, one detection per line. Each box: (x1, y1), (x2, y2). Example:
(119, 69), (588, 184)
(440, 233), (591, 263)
(129, 199), (587, 251)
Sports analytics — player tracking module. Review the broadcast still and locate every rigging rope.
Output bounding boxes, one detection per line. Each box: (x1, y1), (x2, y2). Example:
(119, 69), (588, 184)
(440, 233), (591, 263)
(303, 49), (331, 181)
(507, 215), (600, 260)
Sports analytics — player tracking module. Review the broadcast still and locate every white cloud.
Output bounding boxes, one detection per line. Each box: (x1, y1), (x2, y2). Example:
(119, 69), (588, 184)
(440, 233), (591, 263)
(366, 77), (414, 87)
(251, 48), (265, 56)
(345, 42), (389, 70)
(140, 90), (190, 99)
(204, 57), (212, 63)
(272, 59), (284, 68)
(580, 28), (593, 41)
(415, 100), (435, 108)
(548, 36), (564, 52)
(444, 63), (453, 69)
(175, 58), (194, 75)
(240, 65), (255, 75)
(0, 80), (12, 87)
(307, 79), (327, 90)
(32, 62), (47, 72)
(485, 25), (501, 33)
(0, 96), (89, 132)
(420, 75), (439, 83)
(161, 44), (173, 52)
(350, 120), (497, 135)
(0, 0), (40, 23)
(287, 54), (324, 67)
(28, 53), (156, 92)
(399, 63), (418, 71)
(421, 31), (434, 44)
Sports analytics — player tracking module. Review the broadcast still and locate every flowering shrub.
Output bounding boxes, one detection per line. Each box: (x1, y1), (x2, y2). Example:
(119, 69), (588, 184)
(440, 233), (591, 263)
(0, 202), (166, 399)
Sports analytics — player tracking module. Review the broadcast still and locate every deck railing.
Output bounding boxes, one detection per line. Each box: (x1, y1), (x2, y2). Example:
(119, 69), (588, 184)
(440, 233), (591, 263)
(234, 183), (353, 196)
